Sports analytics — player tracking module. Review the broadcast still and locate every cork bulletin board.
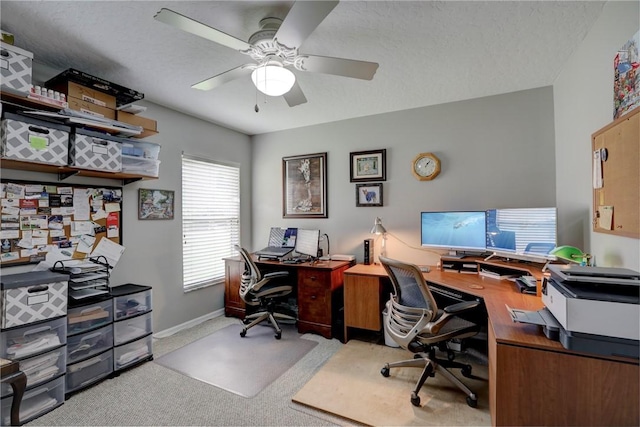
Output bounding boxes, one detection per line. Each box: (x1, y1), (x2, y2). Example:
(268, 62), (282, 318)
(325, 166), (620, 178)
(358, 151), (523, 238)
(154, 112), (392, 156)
(591, 108), (639, 239)
(0, 179), (123, 266)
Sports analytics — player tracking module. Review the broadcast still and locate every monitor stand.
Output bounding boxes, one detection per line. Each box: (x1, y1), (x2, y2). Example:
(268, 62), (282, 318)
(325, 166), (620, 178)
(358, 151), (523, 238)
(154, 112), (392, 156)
(446, 250), (466, 259)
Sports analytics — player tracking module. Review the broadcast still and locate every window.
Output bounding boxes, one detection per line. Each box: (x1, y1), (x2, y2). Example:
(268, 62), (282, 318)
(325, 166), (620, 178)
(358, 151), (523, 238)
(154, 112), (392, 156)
(182, 154), (240, 291)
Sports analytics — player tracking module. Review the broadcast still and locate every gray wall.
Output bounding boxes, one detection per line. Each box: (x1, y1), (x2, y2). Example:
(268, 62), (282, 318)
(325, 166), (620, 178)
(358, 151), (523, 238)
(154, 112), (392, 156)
(553, 0), (640, 271)
(251, 87), (557, 267)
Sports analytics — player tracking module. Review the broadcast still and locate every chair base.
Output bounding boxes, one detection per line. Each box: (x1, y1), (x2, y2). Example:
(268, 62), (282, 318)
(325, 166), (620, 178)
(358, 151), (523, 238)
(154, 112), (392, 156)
(241, 310), (296, 339)
(381, 350), (478, 408)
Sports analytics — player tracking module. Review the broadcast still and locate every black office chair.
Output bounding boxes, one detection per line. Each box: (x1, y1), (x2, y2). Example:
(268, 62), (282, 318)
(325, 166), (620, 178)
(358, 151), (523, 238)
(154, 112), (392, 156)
(234, 245), (295, 339)
(379, 256), (481, 408)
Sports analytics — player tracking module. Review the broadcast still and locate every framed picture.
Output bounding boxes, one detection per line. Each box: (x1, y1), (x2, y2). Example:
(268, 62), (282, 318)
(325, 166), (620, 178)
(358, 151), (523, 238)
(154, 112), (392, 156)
(350, 149), (386, 182)
(138, 189), (175, 220)
(282, 152), (328, 218)
(356, 183), (383, 207)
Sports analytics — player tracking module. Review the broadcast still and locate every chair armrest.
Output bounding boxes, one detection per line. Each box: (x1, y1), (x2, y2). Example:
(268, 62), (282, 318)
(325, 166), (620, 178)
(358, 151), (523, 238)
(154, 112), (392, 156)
(263, 271), (289, 279)
(443, 300), (480, 315)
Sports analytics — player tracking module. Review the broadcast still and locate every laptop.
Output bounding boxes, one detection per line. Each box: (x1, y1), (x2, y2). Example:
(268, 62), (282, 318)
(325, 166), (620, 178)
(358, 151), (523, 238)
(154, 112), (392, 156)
(255, 227), (297, 258)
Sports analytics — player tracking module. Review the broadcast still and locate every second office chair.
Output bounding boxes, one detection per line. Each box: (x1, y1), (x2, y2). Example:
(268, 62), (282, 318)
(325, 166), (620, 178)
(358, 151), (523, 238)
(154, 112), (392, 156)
(235, 245), (296, 339)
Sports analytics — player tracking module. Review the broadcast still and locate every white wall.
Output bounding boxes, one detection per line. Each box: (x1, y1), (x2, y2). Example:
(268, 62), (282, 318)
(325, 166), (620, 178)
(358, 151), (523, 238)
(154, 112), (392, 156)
(1, 102), (252, 333)
(252, 87), (557, 267)
(554, 0), (640, 270)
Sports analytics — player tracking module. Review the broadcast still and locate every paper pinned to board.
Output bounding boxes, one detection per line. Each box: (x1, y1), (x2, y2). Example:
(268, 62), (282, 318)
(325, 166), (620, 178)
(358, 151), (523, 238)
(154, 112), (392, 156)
(593, 149), (603, 188)
(598, 205), (614, 230)
(90, 238), (125, 267)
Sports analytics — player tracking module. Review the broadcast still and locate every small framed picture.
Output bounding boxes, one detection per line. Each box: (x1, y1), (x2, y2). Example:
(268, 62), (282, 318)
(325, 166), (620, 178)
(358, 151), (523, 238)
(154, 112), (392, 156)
(138, 189), (175, 220)
(350, 149), (386, 182)
(356, 183), (383, 207)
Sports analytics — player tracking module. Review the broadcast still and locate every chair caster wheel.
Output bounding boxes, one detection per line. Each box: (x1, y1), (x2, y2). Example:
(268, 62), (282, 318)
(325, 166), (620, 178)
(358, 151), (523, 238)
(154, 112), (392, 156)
(466, 396), (478, 408)
(275, 332), (282, 340)
(240, 329), (247, 337)
(411, 393), (421, 407)
(461, 364), (473, 377)
(380, 366), (390, 377)
(242, 318), (251, 325)
(413, 354), (423, 360)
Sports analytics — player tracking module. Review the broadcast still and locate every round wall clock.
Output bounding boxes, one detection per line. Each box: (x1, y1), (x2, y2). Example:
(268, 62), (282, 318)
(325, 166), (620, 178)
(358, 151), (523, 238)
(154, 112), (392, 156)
(412, 152), (441, 181)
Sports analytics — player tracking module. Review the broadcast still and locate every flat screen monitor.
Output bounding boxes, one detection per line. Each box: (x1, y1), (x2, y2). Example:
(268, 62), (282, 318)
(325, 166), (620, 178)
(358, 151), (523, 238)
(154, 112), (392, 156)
(420, 211), (487, 256)
(486, 207), (557, 259)
(295, 228), (320, 259)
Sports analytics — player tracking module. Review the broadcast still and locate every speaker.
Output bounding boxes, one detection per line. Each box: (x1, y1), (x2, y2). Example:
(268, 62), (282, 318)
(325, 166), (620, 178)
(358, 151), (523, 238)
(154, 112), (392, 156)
(364, 238), (374, 265)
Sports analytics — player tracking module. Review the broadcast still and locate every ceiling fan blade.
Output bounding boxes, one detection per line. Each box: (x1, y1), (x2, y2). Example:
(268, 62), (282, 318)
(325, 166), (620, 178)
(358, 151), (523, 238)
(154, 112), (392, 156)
(298, 55), (379, 80)
(192, 65), (253, 91)
(154, 8), (251, 52)
(283, 81), (307, 107)
(275, 1), (339, 49)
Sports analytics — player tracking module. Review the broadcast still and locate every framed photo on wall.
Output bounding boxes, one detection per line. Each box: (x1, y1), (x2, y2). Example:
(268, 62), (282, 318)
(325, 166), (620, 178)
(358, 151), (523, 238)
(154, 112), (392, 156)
(356, 183), (383, 207)
(282, 152), (328, 218)
(138, 189), (175, 220)
(350, 149), (386, 182)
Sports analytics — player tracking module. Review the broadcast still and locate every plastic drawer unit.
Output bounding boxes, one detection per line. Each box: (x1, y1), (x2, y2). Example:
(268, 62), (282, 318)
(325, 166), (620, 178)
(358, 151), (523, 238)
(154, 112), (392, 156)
(114, 333), (152, 371)
(112, 284), (152, 321)
(1, 270), (69, 329)
(66, 323), (113, 365)
(0, 346), (66, 397)
(113, 311), (152, 346)
(1, 316), (67, 360)
(0, 375), (64, 426)
(66, 349), (113, 394)
(67, 296), (113, 336)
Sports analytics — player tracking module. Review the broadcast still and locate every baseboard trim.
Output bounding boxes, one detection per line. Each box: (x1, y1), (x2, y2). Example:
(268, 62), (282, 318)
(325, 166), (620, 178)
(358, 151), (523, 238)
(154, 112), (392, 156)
(153, 308), (225, 339)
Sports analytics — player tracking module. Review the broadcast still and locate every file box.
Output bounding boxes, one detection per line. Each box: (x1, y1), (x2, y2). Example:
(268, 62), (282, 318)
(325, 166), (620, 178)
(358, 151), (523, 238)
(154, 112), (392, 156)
(0, 42), (33, 94)
(1, 113), (70, 166)
(70, 128), (123, 172)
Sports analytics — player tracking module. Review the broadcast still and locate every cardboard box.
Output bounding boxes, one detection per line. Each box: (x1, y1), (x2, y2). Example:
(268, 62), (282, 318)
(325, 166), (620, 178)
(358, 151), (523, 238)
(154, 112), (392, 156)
(50, 81), (116, 110)
(116, 111), (158, 139)
(70, 128), (123, 172)
(0, 41), (33, 94)
(67, 96), (116, 120)
(1, 112), (70, 166)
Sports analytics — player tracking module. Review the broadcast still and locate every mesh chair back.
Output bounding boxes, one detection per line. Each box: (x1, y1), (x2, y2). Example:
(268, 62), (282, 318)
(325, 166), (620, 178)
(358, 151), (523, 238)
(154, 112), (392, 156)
(380, 256), (438, 314)
(234, 245), (262, 305)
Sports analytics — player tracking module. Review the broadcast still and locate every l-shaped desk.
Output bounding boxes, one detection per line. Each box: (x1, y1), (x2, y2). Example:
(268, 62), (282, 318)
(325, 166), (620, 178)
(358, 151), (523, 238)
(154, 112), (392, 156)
(343, 262), (639, 426)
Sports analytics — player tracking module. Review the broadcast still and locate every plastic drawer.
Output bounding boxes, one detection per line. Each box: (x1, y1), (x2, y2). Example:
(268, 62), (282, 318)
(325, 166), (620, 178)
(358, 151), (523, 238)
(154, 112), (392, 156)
(66, 324), (112, 364)
(0, 347), (66, 397)
(114, 288), (151, 320)
(67, 299), (113, 336)
(121, 155), (160, 177)
(114, 311), (152, 346)
(1, 317), (67, 360)
(66, 349), (113, 393)
(114, 333), (152, 371)
(1, 375), (64, 426)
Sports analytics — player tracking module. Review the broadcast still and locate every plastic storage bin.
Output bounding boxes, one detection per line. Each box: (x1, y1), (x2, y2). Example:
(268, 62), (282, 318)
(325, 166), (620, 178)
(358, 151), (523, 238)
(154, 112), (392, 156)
(121, 140), (160, 159)
(113, 311), (152, 346)
(1, 375), (64, 426)
(67, 298), (113, 336)
(1, 317), (67, 360)
(66, 349), (113, 393)
(121, 155), (160, 177)
(113, 286), (152, 320)
(114, 333), (152, 370)
(66, 324), (112, 364)
(0, 347), (66, 397)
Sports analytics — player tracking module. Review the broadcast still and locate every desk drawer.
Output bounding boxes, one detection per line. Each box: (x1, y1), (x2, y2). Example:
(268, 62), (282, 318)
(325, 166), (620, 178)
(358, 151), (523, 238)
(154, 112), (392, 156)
(297, 270), (331, 324)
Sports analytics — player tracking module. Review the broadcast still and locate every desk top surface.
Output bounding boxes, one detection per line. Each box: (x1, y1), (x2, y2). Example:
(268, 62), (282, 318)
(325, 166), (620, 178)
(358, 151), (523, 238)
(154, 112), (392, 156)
(345, 263), (638, 364)
(227, 254), (354, 271)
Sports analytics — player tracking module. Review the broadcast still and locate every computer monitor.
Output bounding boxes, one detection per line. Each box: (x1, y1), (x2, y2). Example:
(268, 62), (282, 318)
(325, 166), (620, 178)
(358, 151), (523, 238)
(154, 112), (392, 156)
(295, 228), (320, 259)
(485, 207), (557, 261)
(420, 211), (487, 257)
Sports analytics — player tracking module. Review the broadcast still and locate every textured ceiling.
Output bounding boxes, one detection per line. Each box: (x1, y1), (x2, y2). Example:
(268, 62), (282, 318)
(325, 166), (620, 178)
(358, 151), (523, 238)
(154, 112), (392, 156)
(1, 1), (605, 136)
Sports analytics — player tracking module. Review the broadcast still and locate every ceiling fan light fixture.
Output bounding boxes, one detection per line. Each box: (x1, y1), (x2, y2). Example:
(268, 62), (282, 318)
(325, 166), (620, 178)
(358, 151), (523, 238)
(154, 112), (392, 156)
(251, 64), (295, 97)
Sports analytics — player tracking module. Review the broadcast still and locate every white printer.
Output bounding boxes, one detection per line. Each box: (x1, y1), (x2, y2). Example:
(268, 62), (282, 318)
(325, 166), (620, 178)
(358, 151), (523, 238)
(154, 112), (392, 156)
(544, 265), (640, 341)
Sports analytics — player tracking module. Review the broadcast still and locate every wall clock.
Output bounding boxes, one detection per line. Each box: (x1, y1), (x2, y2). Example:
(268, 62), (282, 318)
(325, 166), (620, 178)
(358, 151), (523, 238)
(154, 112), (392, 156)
(412, 152), (441, 181)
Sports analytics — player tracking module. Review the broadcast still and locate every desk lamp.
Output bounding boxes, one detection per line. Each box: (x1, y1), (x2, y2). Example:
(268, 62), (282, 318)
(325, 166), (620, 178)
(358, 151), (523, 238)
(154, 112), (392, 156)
(550, 245), (591, 266)
(370, 217), (387, 261)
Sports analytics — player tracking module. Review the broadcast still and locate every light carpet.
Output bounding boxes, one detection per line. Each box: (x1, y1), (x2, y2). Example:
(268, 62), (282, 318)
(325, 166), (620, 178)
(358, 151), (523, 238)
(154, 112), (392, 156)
(155, 322), (317, 398)
(292, 340), (491, 426)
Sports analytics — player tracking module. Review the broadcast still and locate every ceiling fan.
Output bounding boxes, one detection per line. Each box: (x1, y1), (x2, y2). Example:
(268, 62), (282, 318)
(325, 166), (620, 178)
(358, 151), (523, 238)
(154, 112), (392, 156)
(154, 1), (379, 107)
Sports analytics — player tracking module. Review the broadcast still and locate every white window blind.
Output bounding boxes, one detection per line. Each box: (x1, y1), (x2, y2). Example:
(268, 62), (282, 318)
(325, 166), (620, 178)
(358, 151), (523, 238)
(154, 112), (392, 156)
(182, 155), (240, 291)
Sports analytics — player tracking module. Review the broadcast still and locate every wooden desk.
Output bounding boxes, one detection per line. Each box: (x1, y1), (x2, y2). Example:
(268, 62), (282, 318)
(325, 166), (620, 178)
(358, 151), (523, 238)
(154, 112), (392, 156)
(0, 358), (26, 426)
(224, 256), (354, 339)
(343, 263), (640, 426)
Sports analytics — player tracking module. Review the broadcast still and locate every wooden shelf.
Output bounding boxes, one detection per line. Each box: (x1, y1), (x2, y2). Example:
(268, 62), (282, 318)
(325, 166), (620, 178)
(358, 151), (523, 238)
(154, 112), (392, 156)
(0, 158), (157, 184)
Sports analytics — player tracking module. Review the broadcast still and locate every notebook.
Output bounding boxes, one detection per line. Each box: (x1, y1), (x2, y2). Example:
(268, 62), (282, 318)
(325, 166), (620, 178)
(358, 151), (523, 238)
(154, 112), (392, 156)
(255, 228), (298, 258)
